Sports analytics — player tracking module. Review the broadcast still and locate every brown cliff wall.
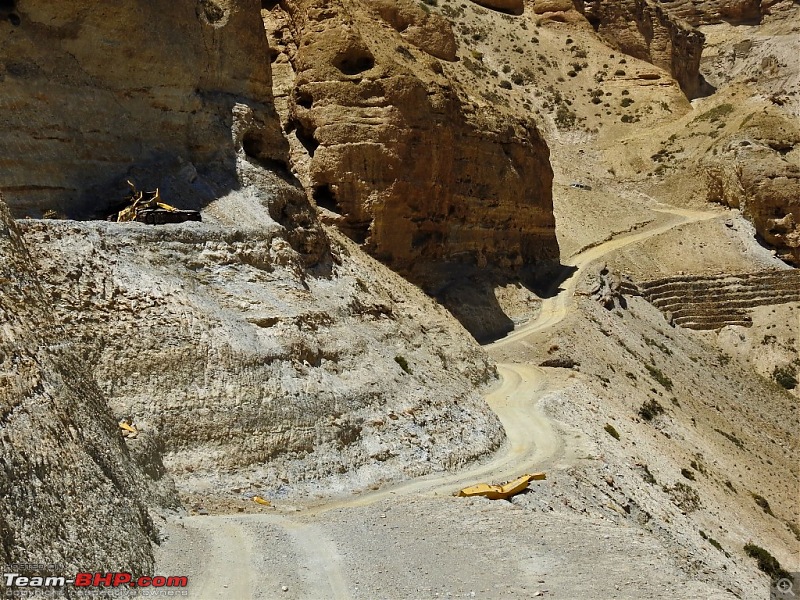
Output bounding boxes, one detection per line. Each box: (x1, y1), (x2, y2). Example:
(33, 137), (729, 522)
(580, 0), (706, 97)
(0, 0), (285, 217)
(272, 0), (559, 292)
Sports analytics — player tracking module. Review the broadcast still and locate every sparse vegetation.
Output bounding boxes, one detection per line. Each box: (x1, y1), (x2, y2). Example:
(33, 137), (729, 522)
(692, 103), (734, 123)
(773, 365), (798, 390)
(664, 482), (701, 512)
(744, 543), (791, 582)
(394, 355), (412, 375)
(700, 531), (729, 556)
(715, 428), (745, 450)
(638, 398), (665, 421)
(752, 493), (775, 517)
(640, 464), (657, 485)
(644, 364), (673, 391)
(604, 423), (620, 440)
(680, 468), (695, 481)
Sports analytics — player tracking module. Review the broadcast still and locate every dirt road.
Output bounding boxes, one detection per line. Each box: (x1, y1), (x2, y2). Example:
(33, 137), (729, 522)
(155, 205), (722, 599)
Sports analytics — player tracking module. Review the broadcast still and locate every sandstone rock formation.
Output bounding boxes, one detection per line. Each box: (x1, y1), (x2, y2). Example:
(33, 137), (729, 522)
(0, 0), (285, 219)
(18, 181), (503, 498)
(367, 0), (457, 61)
(657, 0), (764, 25)
(0, 197), (163, 575)
(580, 0), (706, 97)
(705, 113), (800, 266)
(270, 0), (559, 294)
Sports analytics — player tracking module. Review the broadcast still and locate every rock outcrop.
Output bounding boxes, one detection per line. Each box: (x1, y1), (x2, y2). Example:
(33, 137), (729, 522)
(19, 185), (503, 499)
(580, 0), (706, 97)
(705, 113), (800, 266)
(0, 0), (285, 219)
(0, 198), (163, 576)
(270, 0), (559, 293)
(656, 0), (764, 25)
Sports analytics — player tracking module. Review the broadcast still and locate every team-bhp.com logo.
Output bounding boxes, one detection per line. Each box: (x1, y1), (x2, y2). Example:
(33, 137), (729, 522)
(4, 570), (188, 595)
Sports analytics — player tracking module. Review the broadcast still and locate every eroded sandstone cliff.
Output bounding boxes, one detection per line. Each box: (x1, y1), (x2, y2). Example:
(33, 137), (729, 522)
(0, 0), (285, 219)
(580, 0), (706, 97)
(705, 112), (800, 265)
(266, 0), (559, 294)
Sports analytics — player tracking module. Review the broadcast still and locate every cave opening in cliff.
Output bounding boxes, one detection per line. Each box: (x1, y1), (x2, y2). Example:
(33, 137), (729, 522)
(333, 49), (375, 76)
(313, 185), (341, 214)
(294, 123), (320, 157)
(261, 0), (280, 9)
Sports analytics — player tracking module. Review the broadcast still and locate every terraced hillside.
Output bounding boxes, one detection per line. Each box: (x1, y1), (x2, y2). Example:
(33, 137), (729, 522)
(637, 269), (800, 330)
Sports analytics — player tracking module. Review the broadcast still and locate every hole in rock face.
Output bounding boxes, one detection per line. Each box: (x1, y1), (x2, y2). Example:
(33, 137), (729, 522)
(242, 131), (265, 160)
(294, 122), (319, 157)
(295, 89), (313, 110)
(198, 0), (226, 24)
(0, 0), (15, 11)
(333, 48), (375, 75)
(8, 13), (19, 25)
(261, 0), (280, 9)
(313, 185), (340, 213)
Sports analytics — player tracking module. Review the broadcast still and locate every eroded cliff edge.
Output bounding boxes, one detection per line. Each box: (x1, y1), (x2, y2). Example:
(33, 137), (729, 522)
(265, 0), (560, 300)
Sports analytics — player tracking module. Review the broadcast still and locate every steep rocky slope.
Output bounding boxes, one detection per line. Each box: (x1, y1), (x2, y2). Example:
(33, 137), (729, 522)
(0, 0), (508, 578)
(18, 188), (503, 501)
(0, 198), (163, 576)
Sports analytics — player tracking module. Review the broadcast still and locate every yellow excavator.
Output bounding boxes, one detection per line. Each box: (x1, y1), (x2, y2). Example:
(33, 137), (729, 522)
(110, 181), (201, 225)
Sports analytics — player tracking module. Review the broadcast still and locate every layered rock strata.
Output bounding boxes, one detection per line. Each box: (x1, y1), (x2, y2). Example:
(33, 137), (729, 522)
(580, 0), (706, 97)
(0, 198), (162, 576)
(270, 0), (559, 292)
(19, 202), (503, 496)
(0, 0), (285, 218)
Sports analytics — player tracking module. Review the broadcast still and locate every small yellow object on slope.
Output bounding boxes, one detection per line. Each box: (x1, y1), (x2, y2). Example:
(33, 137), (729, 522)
(253, 496), (271, 506)
(118, 420), (138, 439)
(457, 472), (546, 500)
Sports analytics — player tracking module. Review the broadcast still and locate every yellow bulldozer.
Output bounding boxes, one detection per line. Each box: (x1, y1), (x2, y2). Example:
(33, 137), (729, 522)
(109, 181), (201, 225)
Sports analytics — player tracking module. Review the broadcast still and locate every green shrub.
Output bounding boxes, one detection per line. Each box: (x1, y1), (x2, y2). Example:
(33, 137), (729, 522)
(394, 355), (412, 375)
(499, 80), (512, 90)
(773, 366), (798, 390)
(621, 97), (634, 108)
(752, 494), (775, 517)
(645, 364), (673, 390)
(744, 543), (791, 581)
(681, 468), (696, 481)
(639, 398), (665, 421)
(604, 423), (620, 440)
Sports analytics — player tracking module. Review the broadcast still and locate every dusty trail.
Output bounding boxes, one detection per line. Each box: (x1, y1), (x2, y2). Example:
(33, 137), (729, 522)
(156, 205), (719, 599)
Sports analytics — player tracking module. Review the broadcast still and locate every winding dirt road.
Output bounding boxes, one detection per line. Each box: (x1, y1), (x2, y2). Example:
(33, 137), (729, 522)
(156, 205), (718, 599)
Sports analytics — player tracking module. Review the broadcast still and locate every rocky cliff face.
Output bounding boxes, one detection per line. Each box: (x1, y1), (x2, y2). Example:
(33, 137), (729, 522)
(0, 0), (508, 570)
(267, 0), (559, 293)
(580, 0), (706, 97)
(0, 0), (285, 218)
(705, 112), (800, 266)
(657, 0), (765, 25)
(0, 198), (163, 576)
(18, 188), (503, 499)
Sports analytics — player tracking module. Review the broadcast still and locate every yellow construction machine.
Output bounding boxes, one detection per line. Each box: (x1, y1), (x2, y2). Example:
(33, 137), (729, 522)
(457, 472), (546, 500)
(109, 181), (201, 225)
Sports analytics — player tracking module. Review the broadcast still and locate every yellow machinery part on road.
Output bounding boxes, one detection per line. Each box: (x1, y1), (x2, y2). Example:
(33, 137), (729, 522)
(457, 472), (546, 500)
